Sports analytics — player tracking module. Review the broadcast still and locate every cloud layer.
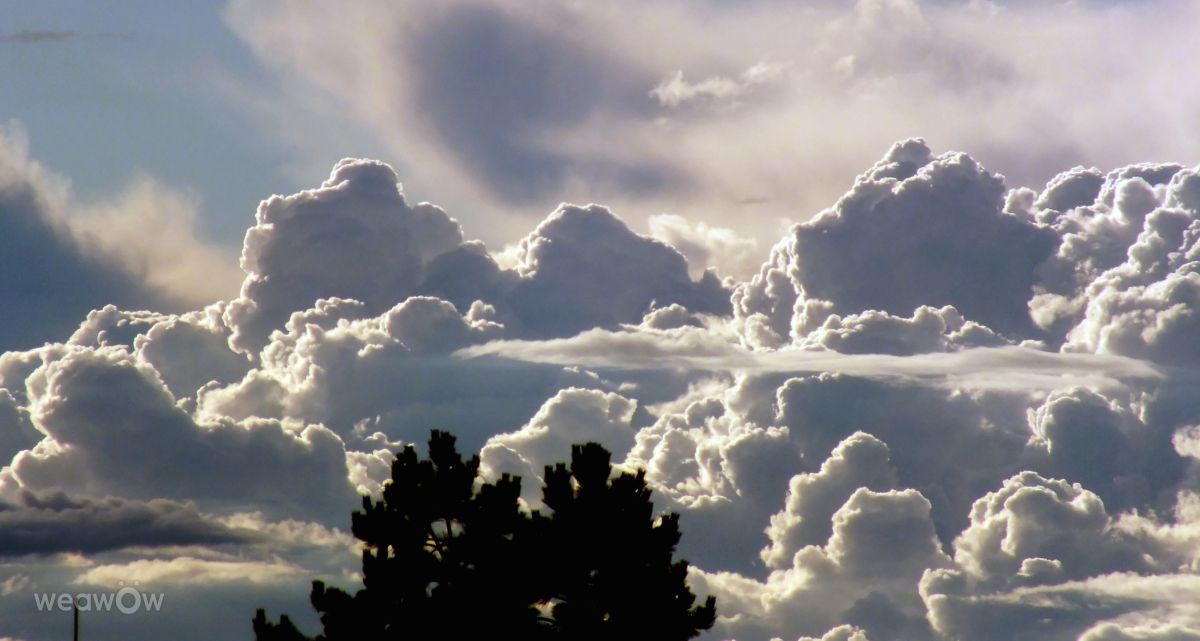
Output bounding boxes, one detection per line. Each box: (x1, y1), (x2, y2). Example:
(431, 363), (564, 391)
(10, 92), (1200, 641)
(221, 0), (1200, 262)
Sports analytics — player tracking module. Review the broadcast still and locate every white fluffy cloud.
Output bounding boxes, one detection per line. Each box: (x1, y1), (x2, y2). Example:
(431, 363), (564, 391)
(480, 387), (638, 502)
(11, 114), (1200, 641)
(695, 485), (949, 641)
(761, 432), (897, 570)
(504, 203), (731, 337)
(3, 346), (359, 522)
(733, 139), (1057, 348)
(224, 158), (469, 353)
(223, 157), (730, 355)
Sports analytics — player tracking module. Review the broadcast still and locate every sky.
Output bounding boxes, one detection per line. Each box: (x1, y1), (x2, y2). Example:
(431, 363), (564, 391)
(5, 0), (1200, 639)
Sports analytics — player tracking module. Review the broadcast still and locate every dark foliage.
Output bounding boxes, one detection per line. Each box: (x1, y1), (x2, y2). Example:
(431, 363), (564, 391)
(253, 430), (715, 641)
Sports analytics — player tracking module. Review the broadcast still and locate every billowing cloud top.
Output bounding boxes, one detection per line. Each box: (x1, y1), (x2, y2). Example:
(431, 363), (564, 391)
(9, 112), (1200, 641)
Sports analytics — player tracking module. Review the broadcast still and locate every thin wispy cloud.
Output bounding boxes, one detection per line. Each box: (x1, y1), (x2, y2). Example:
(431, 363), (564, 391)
(458, 330), (1164, 391)
(0, 30), (134, 44)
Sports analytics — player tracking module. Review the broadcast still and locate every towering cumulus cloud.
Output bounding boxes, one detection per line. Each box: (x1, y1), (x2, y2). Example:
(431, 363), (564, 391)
(734, 139), (1058, 349)
(225, 157), (729, 353)
(9, 137), (1200, 641)
(224, 158), (471, 353)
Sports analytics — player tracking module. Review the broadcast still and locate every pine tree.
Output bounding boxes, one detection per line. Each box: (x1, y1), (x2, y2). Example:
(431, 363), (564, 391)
(253, 431), (715, 640)
(536, 443), (717, 640)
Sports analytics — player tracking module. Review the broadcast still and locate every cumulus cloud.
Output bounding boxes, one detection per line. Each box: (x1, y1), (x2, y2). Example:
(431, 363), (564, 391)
(0, 389), (40, 465)
(3, 346), (360, 522)
(949, 472), (1159, 586)
(224, 158), (470, 352)
(1079, 623), (1200, 641)
(733, 139), (1057, 347)
(761, 432), (898, 570)
(480, 387), (638, 502)
(796, 306), (1009, 355)
(1030, 162), (1200, 352)
(914, 469), (1200, 641)
(222, 158), (729, 353)
(199, 295), (613, 452)
(795, 626), (872, 641)
(506, 203), (730, 337)
(695, 486), (949, 641)
(12, 78), (1200, 641)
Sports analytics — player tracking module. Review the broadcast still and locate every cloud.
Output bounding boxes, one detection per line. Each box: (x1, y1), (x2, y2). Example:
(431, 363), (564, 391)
(0, 31), (75, 44)
(480, 387), (639, 503)
(199, 294), (613, 453)
(69, 175), (243, 306)
(12, 74), (1200, 641)
(761, 432), (898, 570)
(1079, 623), (1200, 641)
(221, 0), (1200, 263)
(0, 491), (253, 557)
(3, 346), (360, 523)
(0, 125), (167, 351)
(460, 329), (1161, 392)
(224, 158), (470, 353)
(1031, 163), (1200, 349)
(0, 125), (245, 354)
(505, 203), (730, 337)
(949, 472), (1160, 586)
(650, 62), (786, 111)
(76, 557), (302, 587)
(0, 31), (134, 44)
(648, 213), (760, 281)
(796, 306), (1010, 356)
(695, 486), (949, 641)
(732, 139), (1058, 347)
(1024, 387), (1186, 513)
(0, 389), (41, 466)
(796, 626), (873, 641)
(223, 158), (729, 354)
(915, 470), (1200, 641)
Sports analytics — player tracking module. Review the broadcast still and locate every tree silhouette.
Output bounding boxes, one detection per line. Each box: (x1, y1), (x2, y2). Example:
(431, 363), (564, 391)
(254, 430), (540, 640)
(536, 443), (717, 640)
(253, 430), (715, 640)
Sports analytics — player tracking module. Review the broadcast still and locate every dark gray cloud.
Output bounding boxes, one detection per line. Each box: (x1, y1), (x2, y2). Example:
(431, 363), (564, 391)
(0, 143), (167, 352)
(0, 30), (75, 44)
(0, 491), (254, 556)
(410, 3), (677, 203)
(0, 30), (134, 44)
